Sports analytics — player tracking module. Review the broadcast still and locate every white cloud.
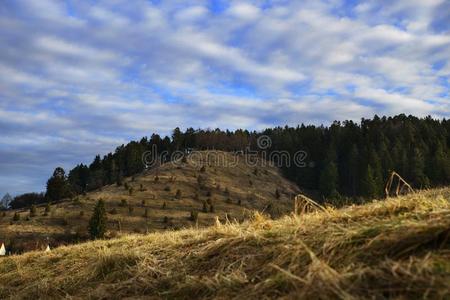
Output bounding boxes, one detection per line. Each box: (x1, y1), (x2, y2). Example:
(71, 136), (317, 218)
(0, 0), (449, 193)
(228, 3), (260, 20)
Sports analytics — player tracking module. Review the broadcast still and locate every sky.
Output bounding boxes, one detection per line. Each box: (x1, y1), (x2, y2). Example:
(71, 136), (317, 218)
(0, 0), (449, 195)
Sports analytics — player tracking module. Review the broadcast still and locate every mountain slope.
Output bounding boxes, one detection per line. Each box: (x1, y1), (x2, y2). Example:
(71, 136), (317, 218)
(0, 188), (449, 299)
(0, 151), (300, 252)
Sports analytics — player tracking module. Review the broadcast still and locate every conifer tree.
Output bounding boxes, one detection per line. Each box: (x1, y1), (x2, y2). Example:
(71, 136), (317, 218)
(319, 160), (339, 199)
(88, 199), (107, 239)
(361, 165), (377, 199)
(46, 167), (69, 202)
(409, 148), (430, 188)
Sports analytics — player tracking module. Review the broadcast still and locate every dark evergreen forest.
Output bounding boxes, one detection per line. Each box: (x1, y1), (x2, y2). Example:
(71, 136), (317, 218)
(12, 114), (450, 208)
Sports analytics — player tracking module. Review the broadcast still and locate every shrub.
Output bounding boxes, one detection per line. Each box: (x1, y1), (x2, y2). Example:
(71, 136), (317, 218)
(12, 212), (20, 221)
(190, 210), (198, 222)
(116, 176), (123, 186)
(175, 189), (182, 199)
(89, 201), (108, 237)
(44, 203), (51, 216)
(29, 205), (36, 217)
(73, 197), (81, 206)
(247, 193), (254, 201)
(197, 175), (206, 189)
(119, 199), (127, 207)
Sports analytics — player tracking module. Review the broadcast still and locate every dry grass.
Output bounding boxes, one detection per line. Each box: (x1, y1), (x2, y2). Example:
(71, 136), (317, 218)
(1, 188), (449, 299)
(0, 151), (300, 251)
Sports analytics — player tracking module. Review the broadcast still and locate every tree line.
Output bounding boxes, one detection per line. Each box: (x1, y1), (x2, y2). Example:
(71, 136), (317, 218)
(10, 114), (450, 208)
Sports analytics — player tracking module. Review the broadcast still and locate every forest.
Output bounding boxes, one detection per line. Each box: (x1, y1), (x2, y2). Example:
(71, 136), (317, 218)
(11, 114), (450, 207)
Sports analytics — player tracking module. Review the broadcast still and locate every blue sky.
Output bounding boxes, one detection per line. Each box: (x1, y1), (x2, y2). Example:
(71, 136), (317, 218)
(0, 0), (449, 195)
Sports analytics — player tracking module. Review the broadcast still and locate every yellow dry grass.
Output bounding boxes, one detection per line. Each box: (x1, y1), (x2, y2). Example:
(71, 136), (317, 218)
(1, 187), (449, 299)
(0, 151), (300, 251)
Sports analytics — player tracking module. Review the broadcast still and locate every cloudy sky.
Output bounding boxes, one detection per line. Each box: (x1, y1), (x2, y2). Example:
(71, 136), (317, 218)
(0, 0), (449, 195)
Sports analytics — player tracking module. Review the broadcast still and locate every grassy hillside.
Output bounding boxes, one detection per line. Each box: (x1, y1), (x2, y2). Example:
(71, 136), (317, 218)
(1, 188), (449, 299)
(0, 151), (300, 252)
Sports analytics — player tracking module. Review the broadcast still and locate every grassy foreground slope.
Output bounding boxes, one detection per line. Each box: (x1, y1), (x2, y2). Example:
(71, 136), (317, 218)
(1, 188), (450, 299)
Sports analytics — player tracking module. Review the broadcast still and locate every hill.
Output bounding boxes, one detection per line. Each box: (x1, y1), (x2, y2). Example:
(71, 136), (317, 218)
(0, 151), (300, 253)
(1, 187), (449, 299)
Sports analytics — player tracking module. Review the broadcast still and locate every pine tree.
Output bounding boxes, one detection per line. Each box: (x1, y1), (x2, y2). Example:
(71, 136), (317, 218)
(409, 148), (430, 188)
(46, 167), (70, 202)
(88, 199), (107, 239)
(368, 148), (383, 197)
(430, 142), (450, 184)
(347, 144), (359, 196)
(361, 165), (377, 199)
(319, 161), (339, 199)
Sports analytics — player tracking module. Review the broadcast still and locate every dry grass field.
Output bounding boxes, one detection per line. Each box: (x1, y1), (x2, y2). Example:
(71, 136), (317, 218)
(0, 151), (300, 252)
(0, 187), (449, 299)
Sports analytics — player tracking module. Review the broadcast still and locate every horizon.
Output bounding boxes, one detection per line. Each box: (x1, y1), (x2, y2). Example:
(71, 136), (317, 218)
(1, 113), (447, 197)
(1, 0), (450, 195)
